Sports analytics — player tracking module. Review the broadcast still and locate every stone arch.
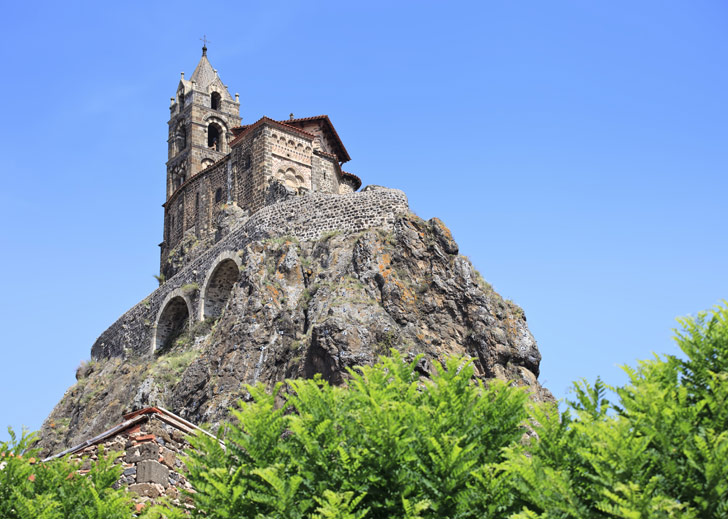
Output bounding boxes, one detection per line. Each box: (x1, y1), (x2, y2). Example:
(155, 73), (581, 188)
(200, 252), (242, 320)
(153, 290), (193, 352)
(283, 167), (304, 190)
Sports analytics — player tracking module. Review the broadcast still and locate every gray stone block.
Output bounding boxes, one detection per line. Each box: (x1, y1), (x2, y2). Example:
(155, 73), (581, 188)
(124, 441), (158, 463)
(128, 483), (162, 498)
(137, 460), (170, 487)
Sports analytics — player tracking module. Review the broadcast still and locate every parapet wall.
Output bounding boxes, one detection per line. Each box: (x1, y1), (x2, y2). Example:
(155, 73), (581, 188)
(91, 187), (409, 360)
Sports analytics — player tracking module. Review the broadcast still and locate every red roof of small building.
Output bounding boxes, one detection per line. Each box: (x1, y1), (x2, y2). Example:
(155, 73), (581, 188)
(42, 407), (218, 462)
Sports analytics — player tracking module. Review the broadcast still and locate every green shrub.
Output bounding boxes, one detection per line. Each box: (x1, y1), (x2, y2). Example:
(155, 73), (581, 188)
(508, 302), (728, 518)
(183, 351), (530, 518)
(0, 430), (134, 519)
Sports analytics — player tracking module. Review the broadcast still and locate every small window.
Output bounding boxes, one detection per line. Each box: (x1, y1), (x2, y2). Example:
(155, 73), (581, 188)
(178, 92), (185, 111)
(215, 188), (223, 203)
(211, 92), (221, 110)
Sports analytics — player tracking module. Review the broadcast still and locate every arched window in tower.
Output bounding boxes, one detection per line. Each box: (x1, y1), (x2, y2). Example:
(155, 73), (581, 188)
(210, 91), (221, 111)
(208, 123), (222, 151)
(178, 91), (185, 112)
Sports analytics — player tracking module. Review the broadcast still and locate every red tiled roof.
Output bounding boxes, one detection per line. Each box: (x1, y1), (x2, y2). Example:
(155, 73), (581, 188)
(313, 149), (339, 160)
(43, 406), (218, 462)
(341, 171), (362, 190)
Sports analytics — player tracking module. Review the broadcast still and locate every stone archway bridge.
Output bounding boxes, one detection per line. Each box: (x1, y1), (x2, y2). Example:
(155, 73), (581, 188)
(91, 187), (409, 360)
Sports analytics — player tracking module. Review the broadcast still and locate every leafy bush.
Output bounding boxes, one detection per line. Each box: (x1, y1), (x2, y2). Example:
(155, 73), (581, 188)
(184, 351), (530, 518)
(508, 303), (728, 518)
(5, 303), (727, 518)
(0, 430), (134, 519)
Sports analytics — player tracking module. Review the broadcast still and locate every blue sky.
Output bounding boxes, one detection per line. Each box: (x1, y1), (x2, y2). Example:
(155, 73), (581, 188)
(0, 1), (726, 441)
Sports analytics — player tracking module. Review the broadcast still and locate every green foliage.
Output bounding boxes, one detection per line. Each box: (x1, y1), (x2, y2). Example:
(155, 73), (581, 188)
(184, 351), (530, 518)
(0, 430), (135, 519)
(508, 302), (728, 518)
(180, 283), (199, 295)
(5, 303), (728, 518)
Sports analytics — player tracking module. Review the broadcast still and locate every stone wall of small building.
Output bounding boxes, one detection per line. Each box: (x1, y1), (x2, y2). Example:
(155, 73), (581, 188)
(92, 187), (410, 360)
(68, 414), (194, 509)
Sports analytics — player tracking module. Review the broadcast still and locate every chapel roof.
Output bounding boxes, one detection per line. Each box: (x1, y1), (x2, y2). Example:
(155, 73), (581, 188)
(281, 115), (351, 163)
(231, 114), (351, 163)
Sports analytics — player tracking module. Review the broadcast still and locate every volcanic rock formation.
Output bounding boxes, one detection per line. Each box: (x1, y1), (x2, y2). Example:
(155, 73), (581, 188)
(39, 205), (551, 456)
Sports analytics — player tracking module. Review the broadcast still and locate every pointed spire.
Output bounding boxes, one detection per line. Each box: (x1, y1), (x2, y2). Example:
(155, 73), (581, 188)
(200, 35), (210, 57)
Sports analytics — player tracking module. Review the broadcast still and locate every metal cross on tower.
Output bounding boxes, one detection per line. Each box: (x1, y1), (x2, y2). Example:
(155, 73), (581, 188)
(200, 35), (211, 55)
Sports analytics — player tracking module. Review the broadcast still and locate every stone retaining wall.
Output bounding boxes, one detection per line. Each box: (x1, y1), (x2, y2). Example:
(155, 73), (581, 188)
(91, 187), (409, 360)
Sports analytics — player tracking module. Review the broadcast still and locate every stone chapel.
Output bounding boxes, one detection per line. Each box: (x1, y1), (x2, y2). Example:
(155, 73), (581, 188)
(161, 45), (361, 279)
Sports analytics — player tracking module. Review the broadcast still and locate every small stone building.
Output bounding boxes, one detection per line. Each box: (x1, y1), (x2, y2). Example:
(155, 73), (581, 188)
(43, 407), (215, 508)
(162, 44), (362, 280)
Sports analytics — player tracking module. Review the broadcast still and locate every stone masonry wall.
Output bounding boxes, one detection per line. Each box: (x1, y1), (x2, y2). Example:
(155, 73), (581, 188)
(162, 159), (227, 259)
(163, 121), (349, 269)
(67, 414), (194, 509)
(92, 187), (409, 360)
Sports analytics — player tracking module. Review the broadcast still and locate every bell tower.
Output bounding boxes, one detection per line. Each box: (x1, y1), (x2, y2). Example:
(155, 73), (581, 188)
(166, 45), (241, 200)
